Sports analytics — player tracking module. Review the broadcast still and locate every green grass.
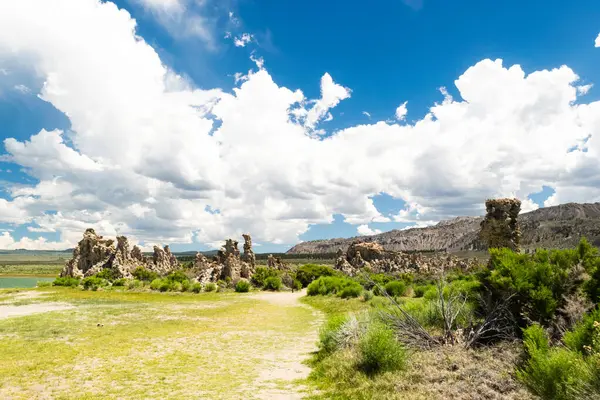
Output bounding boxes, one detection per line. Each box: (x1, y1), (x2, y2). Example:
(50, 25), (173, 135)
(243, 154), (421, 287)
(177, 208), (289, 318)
(0, 288), (318, 399)
(0, 264), (62, 277)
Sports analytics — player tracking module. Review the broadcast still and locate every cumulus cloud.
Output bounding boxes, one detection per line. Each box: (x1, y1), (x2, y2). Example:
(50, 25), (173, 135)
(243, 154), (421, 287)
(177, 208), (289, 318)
(357, 224), (382, 236)
(0, 231), (71, 251)
(596, 33), (600, 47)
(0, 0), (599, 251)
(395, 101), (408, 121)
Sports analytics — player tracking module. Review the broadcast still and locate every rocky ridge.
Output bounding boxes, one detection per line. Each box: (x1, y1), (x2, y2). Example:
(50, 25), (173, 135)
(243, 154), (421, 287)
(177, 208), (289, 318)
(289, 202), (600, 254)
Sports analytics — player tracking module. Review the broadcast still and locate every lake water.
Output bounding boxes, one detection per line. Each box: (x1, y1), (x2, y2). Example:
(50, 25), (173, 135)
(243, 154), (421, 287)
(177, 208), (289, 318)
(0, 276), (54, 289)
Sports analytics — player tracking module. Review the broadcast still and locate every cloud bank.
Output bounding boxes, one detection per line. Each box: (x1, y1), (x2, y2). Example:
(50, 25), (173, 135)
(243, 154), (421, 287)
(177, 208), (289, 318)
(0, 0), (599, 250)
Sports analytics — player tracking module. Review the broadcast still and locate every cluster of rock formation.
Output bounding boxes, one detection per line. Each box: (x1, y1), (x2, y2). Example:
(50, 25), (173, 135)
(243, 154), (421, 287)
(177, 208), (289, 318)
(61, 229), (259, 284)
(60, 229), (179, 279)
(267, 254), (289, 270)
(334, 241), (479, 276)
(479, 198), (521, 251)
(192, 235), (256, 284)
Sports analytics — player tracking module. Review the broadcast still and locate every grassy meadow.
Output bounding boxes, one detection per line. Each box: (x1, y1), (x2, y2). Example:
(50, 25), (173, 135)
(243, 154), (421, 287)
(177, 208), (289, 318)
(0, 287), (322, 399)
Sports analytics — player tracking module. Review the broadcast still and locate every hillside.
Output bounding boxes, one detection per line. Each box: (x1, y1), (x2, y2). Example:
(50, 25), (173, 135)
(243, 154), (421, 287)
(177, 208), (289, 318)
(287, 202), (600, 254)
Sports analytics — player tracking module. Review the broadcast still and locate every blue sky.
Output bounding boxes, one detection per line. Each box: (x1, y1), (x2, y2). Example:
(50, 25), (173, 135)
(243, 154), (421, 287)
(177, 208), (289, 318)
(0, 0), (599, 252)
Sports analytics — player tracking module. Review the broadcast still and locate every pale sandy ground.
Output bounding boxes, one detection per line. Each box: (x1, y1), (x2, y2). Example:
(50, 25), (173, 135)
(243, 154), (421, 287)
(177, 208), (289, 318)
(252, 289), (324, 400)
(0, 302), (73, 319)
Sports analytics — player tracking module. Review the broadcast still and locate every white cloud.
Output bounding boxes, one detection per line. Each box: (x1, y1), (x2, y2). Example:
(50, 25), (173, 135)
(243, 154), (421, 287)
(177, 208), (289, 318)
(234, 33), (253, 47)
(133, 0), (214, 45)
(362, 111), (371, 119)
(596, 33), (600, 47)
(395, 101), (408, 121)
(357, 224), (382, 236)
(577, 84), (593, 95)
(0, 231), (71, 251)
(0, 0), (599, 251)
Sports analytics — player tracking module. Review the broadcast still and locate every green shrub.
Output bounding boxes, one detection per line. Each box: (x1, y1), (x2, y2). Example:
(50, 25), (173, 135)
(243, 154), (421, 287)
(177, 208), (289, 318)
(358, 273), (394, 293)
(191, 282), (202, 293)
(292, 279), (302, 291)
(356, 323), (406, 375)
(170, 282), (183, 292)
(479, 240), (596, 327)
(264, 276), (282, 291)
(362, 290), (374, 301)
(166, 270), (189, 283)
(235, 279), (251, 293)
(318, 315), (349, 355)
(413, 285), (428, 298)
(112, 278), (127, 287)
(150, 278), (163, 291)
(127, 279), (142, 290)
(95, 268), (117, 281)
(36, 281), (52, 288)
(384, 281), (407, 297)
(204, 283), (217, 292)
(82, 276), (108, 291)
(339, 283), (363, 299)
(251, 266), (278, 288)
(307, 276), (362, 298)
(53, 277), (80, 287)
(181, 280), (191, 292)
(564, 307), (600, 354)
(518, 347), (588, 400)
(518, 324), (592, 400)
(132, 267), (158, 282)
(296, 264), (336, 287)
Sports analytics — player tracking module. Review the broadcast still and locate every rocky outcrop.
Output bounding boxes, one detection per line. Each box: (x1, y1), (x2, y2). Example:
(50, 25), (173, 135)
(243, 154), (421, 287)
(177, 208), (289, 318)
(334, 240), (480, 277)
(193, 234), (257, 284)
(479, 198), (521, 251)
(61, 229), (149, 279)
(147, 245), (179, 275)
(267, 254), (289, 270)
(61, 230), (258, 284)
(288, 202), (600, 254)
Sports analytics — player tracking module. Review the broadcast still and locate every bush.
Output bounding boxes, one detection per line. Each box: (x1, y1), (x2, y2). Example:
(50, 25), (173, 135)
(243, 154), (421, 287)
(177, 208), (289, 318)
(318, 315), (349, 355)
(264, 276), (282, 291)
(296, 264), (336, 287)
(127, 279), (142, 290)
(339, 284), (363, 299)
(191, 282), (202, 293)
(362, 290), (374, 302)
(356, 323), (406, 375)
(384, 281), (407, 297)
(564, 307), (600, 354)
(235, 279), (251, 293)
(479, 240), (596, 328)
(112, 278), (127, 287)
(292, 279), (303, 291)
(166, 271), (189, 283)
(150, 278), (163, 291)
(53, 277), (80, 287)
(132, 267), (158, 282)
(82, 276), (108, 291)
(204, 283), (217, 292)
(251, 267), (278, 288)
(95, 268), (117, 281)
(37, 281), (52, 288)
(307, 276), (362, 298)
(181, 280), (191, 292)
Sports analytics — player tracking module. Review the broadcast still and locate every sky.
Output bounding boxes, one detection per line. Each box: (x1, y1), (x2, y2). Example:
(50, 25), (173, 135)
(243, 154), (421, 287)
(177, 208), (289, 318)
(0, 0), (599, 253)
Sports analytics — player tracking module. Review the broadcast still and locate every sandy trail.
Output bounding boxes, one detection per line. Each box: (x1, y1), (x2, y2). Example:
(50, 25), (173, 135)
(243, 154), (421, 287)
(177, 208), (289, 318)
(251, 289), (323, 400)
(0, 302), (73, 320)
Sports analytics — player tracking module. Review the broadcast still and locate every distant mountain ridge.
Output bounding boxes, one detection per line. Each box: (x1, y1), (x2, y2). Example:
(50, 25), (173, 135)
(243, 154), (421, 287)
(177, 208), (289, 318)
(287, 202), (600, 254)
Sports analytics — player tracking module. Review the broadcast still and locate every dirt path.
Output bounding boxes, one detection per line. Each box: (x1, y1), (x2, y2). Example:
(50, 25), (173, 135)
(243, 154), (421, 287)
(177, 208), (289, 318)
(251, 290), (323, 399)
(0, 302), (73, 320)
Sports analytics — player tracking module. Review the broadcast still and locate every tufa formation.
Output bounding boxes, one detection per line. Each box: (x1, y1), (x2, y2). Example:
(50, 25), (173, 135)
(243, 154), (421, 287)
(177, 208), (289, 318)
(334, 241), (479, 276)
(479, 198), (521, 251)
(61, 229), (258, 284)
(60, 229), (179, 279)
